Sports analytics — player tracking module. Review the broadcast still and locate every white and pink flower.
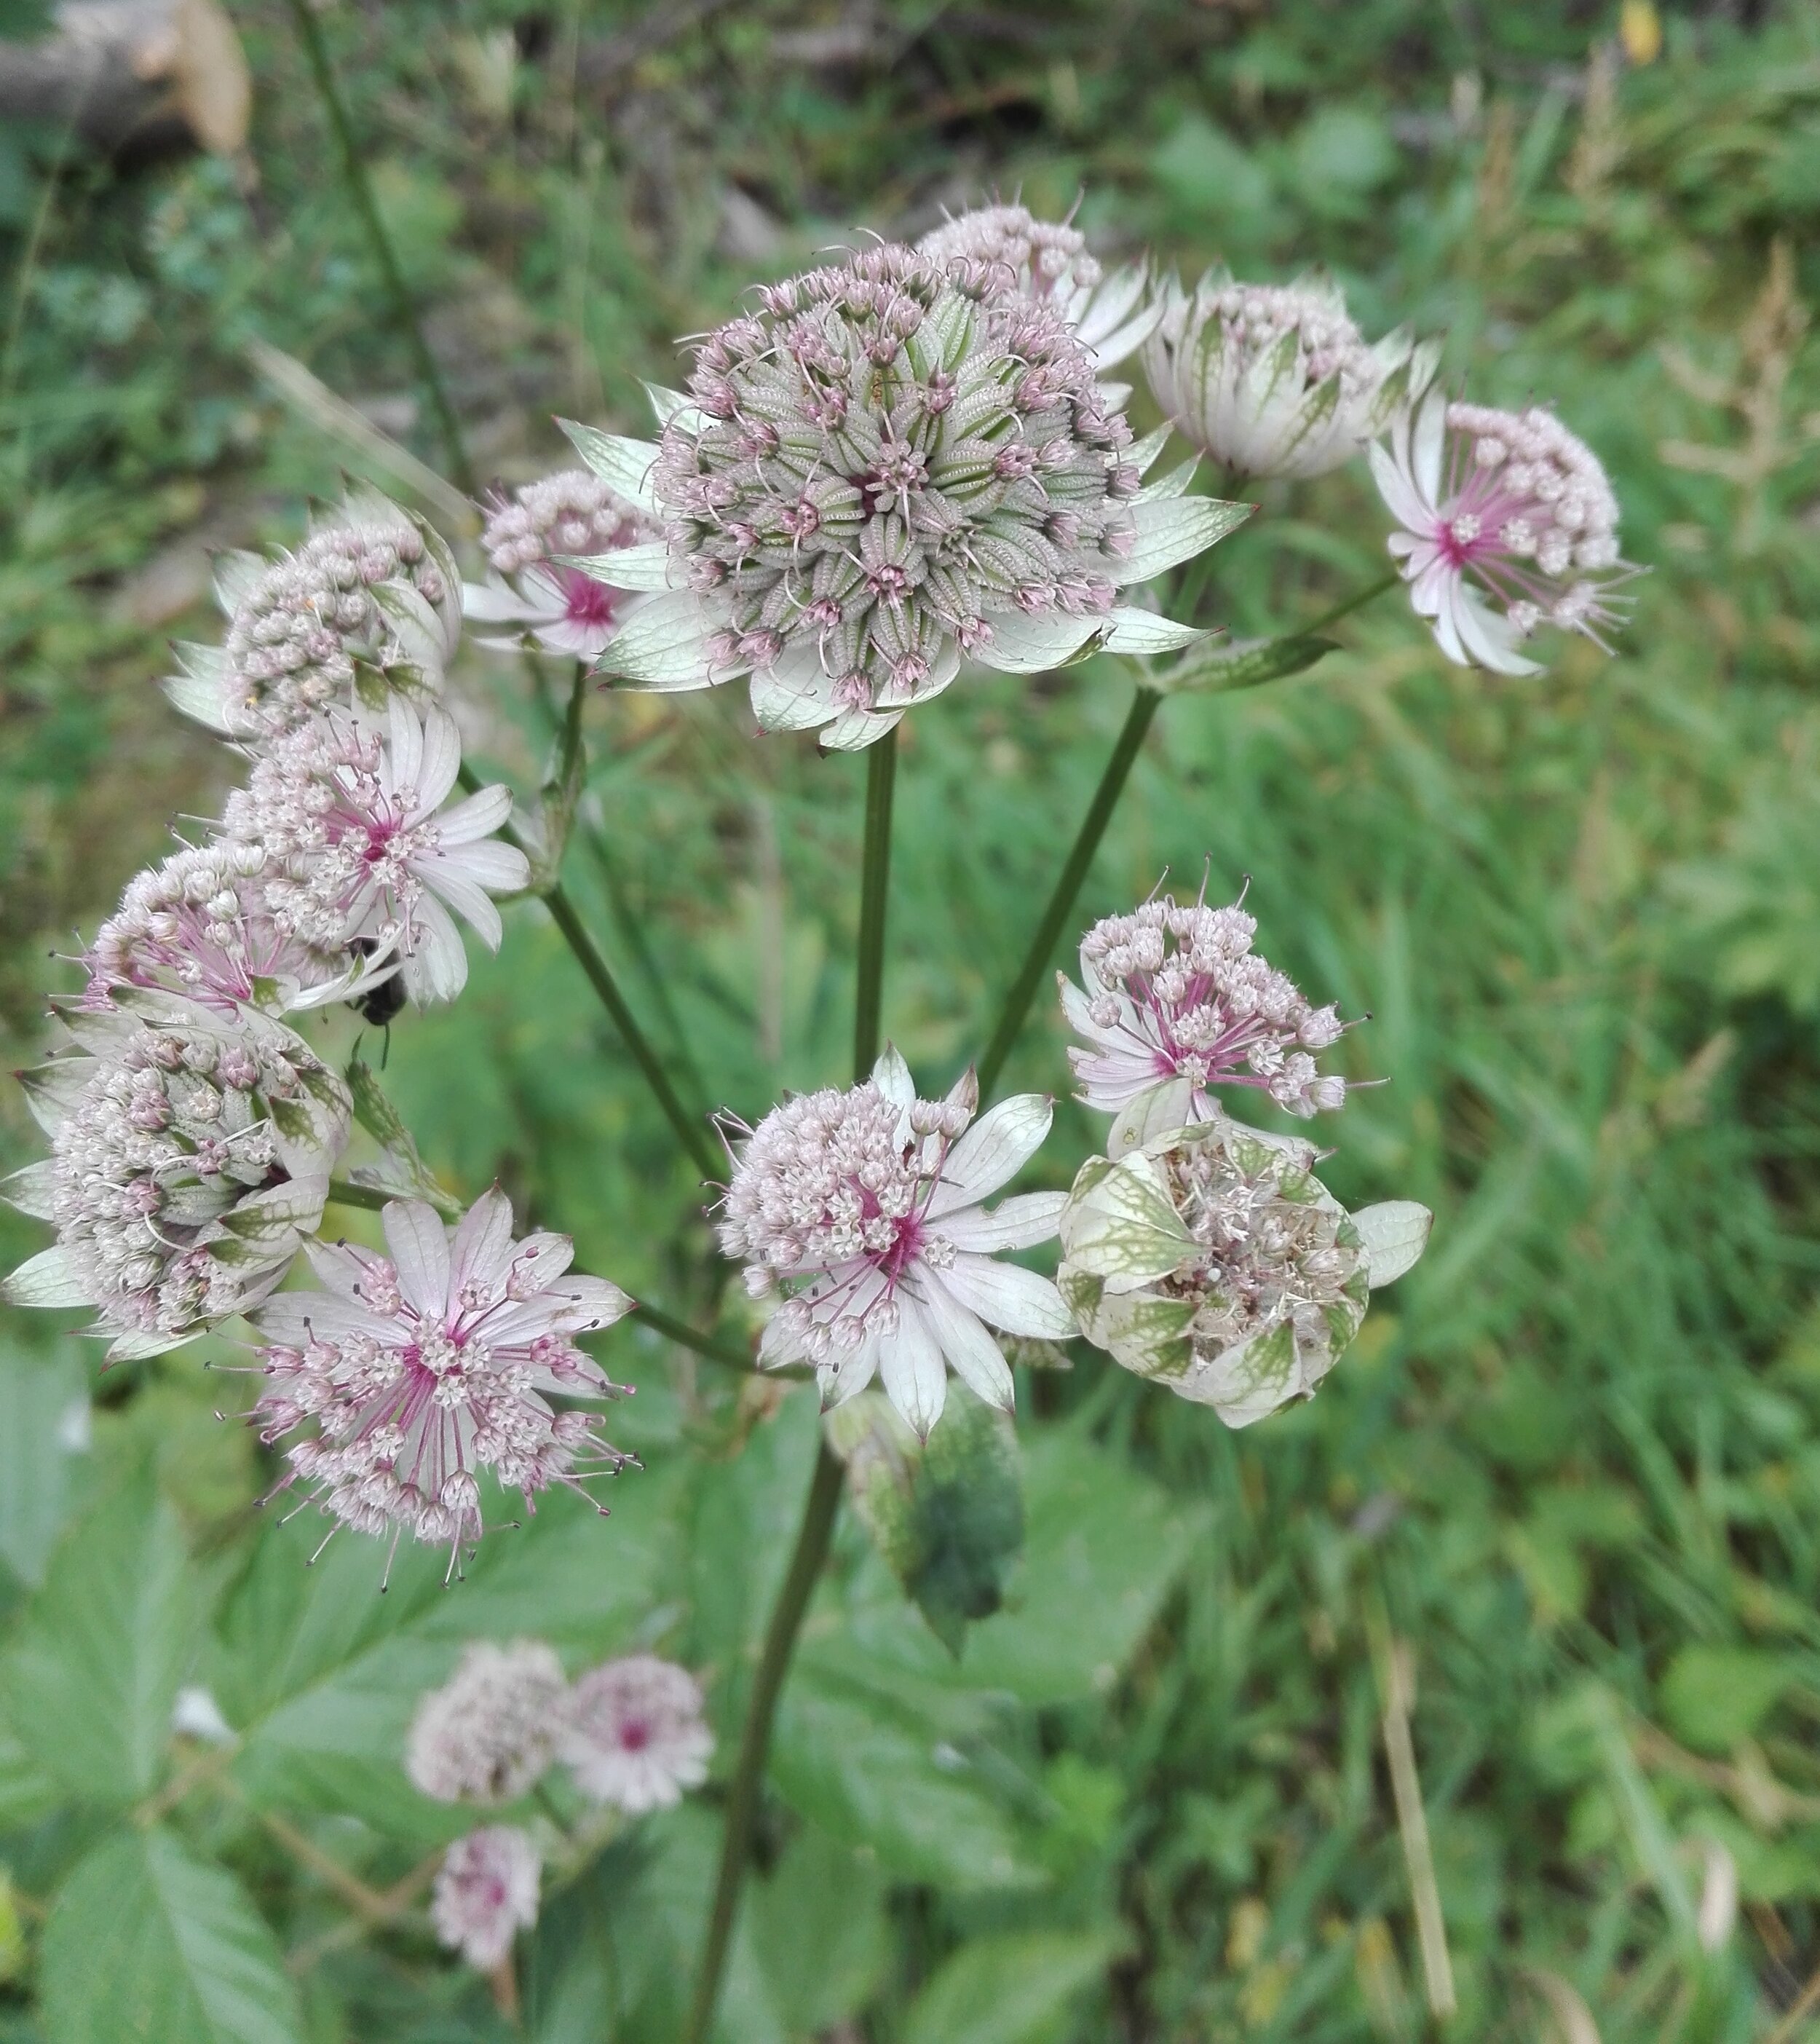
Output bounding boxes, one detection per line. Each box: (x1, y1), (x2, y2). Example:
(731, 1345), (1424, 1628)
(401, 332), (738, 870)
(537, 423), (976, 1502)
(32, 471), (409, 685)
(558, 1654), (713, 1813)
(1370, 385), (1634, 676)
(716, 1048), (1073, 1437)
(432, 1826), (540, 1970)
(464, 470), (662, 659)
(251, 1191), (636, 1566)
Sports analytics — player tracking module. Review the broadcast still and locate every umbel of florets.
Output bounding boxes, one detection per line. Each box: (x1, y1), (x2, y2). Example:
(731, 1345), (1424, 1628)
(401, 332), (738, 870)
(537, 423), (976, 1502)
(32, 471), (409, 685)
(465, 470), (663, 659)
(1, 991), (351, 1361)
(432, 1826), (540, 1970)
(557, 1654), (714, 1813)
(406, 1639), (567, 1806)
(1143, 270), (1423, 482)
(167, 494), (462, 741)
(1056, 1118), (1431, 1427)
(646, 242), (1142, 749)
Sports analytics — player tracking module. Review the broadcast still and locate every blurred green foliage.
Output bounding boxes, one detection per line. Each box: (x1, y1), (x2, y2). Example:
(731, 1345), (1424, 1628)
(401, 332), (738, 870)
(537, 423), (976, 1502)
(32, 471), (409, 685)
(3, 0), (1820, 2039)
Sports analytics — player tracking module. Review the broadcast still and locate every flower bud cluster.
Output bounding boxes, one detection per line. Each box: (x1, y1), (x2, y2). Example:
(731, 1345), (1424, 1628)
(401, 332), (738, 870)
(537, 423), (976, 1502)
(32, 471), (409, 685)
(467, 469), (662, 659)
(408, 1640), (568, 1804)
(483, 470), (658, 577)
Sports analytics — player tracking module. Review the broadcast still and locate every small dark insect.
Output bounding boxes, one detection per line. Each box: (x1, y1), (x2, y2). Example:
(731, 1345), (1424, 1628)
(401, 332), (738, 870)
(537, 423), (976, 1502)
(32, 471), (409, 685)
(354, 974), (408, 1029)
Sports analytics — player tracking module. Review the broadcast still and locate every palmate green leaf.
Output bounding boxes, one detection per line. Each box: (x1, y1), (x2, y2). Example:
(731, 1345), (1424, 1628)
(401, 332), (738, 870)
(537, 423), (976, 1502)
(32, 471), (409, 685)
(214, 1472), (680, 1838)
(4, 1469), (195, 1805)
(902, 1927), (1125, 2044)
(39, 1826), (304, 2044)
(959, 1429), (1208, 1705)
(0, 1349), (86, 1590)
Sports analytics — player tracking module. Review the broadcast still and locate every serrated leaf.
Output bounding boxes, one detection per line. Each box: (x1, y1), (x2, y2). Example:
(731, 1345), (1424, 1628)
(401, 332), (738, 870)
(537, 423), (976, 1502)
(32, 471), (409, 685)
(903, 1927), (1124, 2044)
(40, 1827), (304, 2044)
(1155, 631), (1335, 696)
(5, 1471), (196, 1804)
(0, 1350), (87, 1590)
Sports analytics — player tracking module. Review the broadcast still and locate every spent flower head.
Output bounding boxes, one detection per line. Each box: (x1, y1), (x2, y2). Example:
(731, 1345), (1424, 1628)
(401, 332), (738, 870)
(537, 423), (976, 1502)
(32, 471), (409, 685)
(1057, 1118), (1430, 1427)
(465, 469), (662, 658)
(918, 202), (1160, 368)
(250, 1191), (636, 1567)
(557, 1654), (713, 1812)
(406, 1638), (566, 1805)
(1370, 384), (1633, 676)
(432, 1826), (540, 1971)
(621, 242), (1168, 750)
(1142, 270), (1422, 481)
(167, 494), (462, 741)
(716, 1046), (1072, 1437)
(218, 699), (529, 1005)
(1062, 885), (1351, 1145)
(2, 992), (350, 1360)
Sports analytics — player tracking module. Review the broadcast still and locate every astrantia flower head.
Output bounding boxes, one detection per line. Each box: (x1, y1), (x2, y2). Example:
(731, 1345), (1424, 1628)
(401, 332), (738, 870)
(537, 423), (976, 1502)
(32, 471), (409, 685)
(1057, 1118), (1431, 1427)
(81, 843), (387, 1019)
(464, 469), (662, 658)
(2, 991), (350, 1361)
(432, 1826), (540, 1971)
(251, 1191), (636, 1566)
(918, 202), (1160, 369)
(406, 1638), (566, 1805)
(166, 494), (462, 741)
(716, 1046), (1072, 1437)
(1370, 384), (1634, 676)
(1143, 269), (1423, 481)
(1062, 885), (1352, 1146)
(218, 699), (529, 1005)
(557, 1654), (713, 1812)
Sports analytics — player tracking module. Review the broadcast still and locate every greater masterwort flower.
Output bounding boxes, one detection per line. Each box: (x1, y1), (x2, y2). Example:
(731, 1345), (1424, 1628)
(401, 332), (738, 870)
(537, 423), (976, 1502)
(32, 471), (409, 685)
(432, 1826), (540, 1970)
(918, 202), (1160, 369)
(1370, 386), (1631, 675)
(251, 1191), (636, 1564)
(407, 1639), (567, 1805)
(716, 1046), (1072, 1436)
(219, 699), (529, 1005)
(82, 843), (387, 1019)
(1062, 887), (1351, 1148)
(1143, 269), (1423, 481)
(557, 1654), (713, 1812)
(2, 991), (351, 1361)
(597, 243), (1224, 750)
(166, 494), (462, 741)
(1056, 1118), (1430, 1427)
(464, 469), (662, 658)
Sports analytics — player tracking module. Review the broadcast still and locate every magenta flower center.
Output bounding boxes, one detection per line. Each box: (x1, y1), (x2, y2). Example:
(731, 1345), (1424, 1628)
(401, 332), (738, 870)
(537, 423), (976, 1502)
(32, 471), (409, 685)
(558, 568), (619, 629)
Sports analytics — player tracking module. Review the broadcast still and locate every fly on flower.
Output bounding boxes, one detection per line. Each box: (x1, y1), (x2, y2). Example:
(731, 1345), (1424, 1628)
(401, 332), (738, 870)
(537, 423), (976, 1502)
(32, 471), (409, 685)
(715, 1047), (1073, 1437)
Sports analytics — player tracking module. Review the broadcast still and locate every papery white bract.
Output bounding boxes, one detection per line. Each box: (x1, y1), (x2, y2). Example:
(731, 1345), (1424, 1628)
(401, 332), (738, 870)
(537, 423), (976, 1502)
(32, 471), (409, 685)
(407, 1639), (566, 1805)
(465, 469), (662, 659)
(919, 202), (1161, 370)
(1, 990), (350, 1362)
(1369, 386), (1633, 676)
(167, 493), (462, 740)
(432, 1826), (540, 1970)
(250, 1191), (636, 1564)
(218, 699), (529, 1005)
(716, 1046), (1072, 1437)
(82, 842), (389, 1019)
(557, 1654), (713, 1813)
(1062, 887), (1351, 1144)
(1056, 1116), (1431, 1427)
(1143, 270), (1422, 482)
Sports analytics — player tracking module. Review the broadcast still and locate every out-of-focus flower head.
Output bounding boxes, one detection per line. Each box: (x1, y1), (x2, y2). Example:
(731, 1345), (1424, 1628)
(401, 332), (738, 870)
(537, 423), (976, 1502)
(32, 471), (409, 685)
(1, 991), (350, 1361)
(557, 1654), (713, 1812)
(918, 201), (1161, 369)
(251, 1191), (636, 1566)
(1370, 385), (1634, 676)
(406, 1638), (566, 1804)
(432, 1826), (540, 1970)
(464, 469), (662, 658)
(1142, 269), (1425, 481)
(165, 491), (462, 741)
(1062, 884), (1351, 1149)
(1057, 1117), (1430, 1427)
(218, 700), (529, 1006)
(81, 842), (390, 1020)
(716, 1046), (1072, 1437)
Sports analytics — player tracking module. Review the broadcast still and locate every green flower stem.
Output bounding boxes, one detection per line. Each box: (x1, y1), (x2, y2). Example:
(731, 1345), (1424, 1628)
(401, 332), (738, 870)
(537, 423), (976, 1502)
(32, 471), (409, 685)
(976, 682), (1161, 1102)
(685, 736), (897, 2044)
(454, 759), (719, 1179)
(281, 0), (480, 497)
(1302, 567), (1399, 635)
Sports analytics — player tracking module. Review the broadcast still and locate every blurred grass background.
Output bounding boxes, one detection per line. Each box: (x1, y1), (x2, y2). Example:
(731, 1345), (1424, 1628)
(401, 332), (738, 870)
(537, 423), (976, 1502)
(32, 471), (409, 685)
(4, 0), (1820, 2037)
